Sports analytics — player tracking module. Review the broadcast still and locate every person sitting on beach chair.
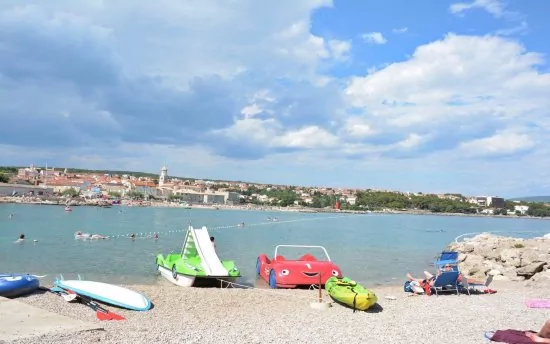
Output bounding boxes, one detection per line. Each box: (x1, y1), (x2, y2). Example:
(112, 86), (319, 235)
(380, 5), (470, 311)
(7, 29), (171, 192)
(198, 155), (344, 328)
(485, 319), (550, 343)
(407, 264), (457, 285)
(406, 264), (460, 294)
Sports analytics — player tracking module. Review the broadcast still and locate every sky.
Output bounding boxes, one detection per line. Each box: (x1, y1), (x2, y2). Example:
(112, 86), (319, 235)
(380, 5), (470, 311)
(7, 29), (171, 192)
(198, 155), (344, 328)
(0, 0), (549, 198)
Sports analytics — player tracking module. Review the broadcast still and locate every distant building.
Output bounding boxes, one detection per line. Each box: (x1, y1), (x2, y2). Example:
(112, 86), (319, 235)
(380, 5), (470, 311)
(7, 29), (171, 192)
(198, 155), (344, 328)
(159, 165), (168, 186)
(468, 196), (505, 208)
(514, 205), (529, 214)
(0, 183), (53, 197)
(17, 165), (39, 179)
(487, 196), (505, 208)
(173, 190), (241, 205)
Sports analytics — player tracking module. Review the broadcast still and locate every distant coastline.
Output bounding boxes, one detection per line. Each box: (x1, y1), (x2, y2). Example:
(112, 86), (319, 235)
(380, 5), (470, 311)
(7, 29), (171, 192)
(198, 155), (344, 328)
(1, 195), (548, 221)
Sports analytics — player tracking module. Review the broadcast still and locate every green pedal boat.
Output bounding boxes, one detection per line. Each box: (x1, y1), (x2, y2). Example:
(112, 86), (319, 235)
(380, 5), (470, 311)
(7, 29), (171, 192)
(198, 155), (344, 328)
(156, 225), (240, 287)
(325, 276), (378, 311)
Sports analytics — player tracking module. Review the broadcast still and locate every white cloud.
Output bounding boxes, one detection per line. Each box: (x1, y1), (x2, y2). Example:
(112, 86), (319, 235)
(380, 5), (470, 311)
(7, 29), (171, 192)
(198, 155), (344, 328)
(495, 21), (528, 36)
(341, 118), (376, 138)
(450, 0), (504, 17)
(328, 39), (352, 61)
(272, 126), (339, 149)
(21, 0), (346, 85)
(392, 27), (408, 34)
(395, 133), (425, 149)
(361, 32), (387, 45)
(345, 33), (550, 162)
(214, 119), (339, 150)
(458, 131), (535, 157)
(241, 104), (263, 118)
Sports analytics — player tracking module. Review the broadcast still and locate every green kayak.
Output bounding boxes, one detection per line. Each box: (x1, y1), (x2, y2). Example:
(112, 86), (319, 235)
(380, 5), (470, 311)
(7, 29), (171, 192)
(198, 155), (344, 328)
(156, 225), (240, 287)
(325, 276), (378, 311)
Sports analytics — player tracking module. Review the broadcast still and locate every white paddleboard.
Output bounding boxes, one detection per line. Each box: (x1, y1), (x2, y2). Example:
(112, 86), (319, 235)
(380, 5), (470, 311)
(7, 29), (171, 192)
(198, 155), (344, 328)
(55, 280), (151, 311)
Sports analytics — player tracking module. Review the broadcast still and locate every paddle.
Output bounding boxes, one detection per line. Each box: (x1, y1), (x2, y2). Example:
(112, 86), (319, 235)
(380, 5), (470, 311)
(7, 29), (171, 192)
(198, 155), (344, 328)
(64, 289), (126, 321)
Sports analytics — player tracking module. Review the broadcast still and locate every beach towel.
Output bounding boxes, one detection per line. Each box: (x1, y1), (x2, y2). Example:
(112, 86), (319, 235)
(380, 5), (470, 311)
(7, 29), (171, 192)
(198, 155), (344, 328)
(526, 299), (550, 308)
(486, 329), (539, 343)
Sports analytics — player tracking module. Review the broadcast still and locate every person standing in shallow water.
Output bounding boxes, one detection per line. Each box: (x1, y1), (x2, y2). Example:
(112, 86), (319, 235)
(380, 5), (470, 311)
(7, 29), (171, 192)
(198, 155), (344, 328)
(210, 236), (216, 250)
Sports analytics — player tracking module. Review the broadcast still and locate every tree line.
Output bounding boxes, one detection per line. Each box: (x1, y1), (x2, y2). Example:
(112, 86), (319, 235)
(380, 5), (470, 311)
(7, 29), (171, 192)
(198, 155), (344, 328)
(230, 186), (550, 217)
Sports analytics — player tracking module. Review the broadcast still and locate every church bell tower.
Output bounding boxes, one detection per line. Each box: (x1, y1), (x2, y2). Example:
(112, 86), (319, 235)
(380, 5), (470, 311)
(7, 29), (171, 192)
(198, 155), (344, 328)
(159, 165), (168, 186)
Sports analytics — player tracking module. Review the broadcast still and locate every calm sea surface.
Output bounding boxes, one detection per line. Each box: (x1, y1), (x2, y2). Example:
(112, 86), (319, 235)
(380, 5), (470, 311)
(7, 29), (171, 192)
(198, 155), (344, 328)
(1, 204), (549, 287)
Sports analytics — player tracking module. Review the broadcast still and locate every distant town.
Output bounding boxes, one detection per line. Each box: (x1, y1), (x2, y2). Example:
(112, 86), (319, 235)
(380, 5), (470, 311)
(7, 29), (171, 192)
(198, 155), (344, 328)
(0, 164), (549, 218)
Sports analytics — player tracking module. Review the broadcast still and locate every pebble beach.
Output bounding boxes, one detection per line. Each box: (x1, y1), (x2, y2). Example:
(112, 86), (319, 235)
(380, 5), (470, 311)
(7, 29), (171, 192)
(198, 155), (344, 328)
(7, 278), (550, 344)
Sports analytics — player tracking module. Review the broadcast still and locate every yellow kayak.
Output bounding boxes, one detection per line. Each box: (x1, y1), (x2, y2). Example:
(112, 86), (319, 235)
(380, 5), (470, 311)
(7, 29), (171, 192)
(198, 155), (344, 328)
(325, 276), (378, 311)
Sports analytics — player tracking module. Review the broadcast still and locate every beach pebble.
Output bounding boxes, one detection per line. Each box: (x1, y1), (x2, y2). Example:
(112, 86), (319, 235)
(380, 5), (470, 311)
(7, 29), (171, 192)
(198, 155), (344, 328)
(8, 281), (550, 344)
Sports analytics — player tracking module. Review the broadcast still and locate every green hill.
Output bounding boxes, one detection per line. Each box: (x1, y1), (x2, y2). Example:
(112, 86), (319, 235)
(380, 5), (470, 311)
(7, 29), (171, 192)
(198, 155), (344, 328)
(509, 196), (550, 203)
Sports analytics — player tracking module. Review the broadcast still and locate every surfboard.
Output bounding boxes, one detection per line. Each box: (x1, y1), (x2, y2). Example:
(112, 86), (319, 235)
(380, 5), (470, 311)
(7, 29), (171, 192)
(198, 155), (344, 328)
(54, 279), (152, 311)
(526, 299), (550, 308)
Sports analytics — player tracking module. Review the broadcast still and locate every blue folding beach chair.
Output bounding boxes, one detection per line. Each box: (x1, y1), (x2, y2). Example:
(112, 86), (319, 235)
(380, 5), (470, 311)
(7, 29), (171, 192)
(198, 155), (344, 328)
(434, 251), (459, 267)
(431, 271), (460, 295)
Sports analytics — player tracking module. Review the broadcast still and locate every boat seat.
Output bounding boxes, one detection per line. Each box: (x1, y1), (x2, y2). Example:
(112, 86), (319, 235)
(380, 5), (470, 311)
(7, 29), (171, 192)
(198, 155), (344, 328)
(300, 254), (317, 261)
(275, 255), (286, 261)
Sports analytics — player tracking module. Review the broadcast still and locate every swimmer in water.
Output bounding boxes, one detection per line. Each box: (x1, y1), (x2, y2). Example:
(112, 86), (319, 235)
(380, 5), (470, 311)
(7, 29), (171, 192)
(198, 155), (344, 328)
(90, 234), (108, 240)
(15, 233), (25, 243)
(130, 233), (136, 240)
(153, 232), (158, 240)
(74, 231), (91, 239)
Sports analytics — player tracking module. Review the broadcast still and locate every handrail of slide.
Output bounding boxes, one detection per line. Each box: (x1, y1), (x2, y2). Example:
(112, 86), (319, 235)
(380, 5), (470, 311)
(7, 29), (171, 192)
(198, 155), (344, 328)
(190, 226), (227, 276)
(274, 245), (332, 261)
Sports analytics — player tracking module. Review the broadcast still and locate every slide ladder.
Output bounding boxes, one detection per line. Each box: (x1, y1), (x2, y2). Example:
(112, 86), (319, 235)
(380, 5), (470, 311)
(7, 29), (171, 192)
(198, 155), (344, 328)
(188, 226), (228, 276)
(180, 227), (198, 259)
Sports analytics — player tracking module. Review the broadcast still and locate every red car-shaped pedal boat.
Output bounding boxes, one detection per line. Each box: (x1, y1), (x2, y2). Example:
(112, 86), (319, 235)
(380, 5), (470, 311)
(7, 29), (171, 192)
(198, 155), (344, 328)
(257, 245), (343, 289)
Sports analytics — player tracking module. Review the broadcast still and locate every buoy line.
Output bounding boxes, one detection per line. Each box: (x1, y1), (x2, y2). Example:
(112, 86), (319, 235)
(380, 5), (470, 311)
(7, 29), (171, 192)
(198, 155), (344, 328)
(94, 213), (361, 239)
(12, 213), (365, 242)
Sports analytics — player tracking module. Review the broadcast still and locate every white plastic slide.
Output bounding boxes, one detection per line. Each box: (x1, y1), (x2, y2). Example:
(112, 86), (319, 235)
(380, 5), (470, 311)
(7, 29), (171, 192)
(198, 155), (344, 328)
(190, 226), (228, 276)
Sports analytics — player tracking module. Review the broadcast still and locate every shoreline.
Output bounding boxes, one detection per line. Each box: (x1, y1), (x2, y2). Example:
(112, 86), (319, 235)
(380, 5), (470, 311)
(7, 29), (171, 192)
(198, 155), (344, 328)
(11, 278), (550, 344)
(1, 196), (548, 221)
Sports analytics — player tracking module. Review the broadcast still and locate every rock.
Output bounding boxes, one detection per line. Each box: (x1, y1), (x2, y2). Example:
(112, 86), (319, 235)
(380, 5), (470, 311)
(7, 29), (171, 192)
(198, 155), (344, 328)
(516, 262), (547, 278)
(473, 246), (500, 260)
(487, 269), (501, 276)
(451, 233), (550, 284)
(520, 249), (542, 267)
(530, 269), (550, 283)
(499, 249), (521, 267)
(463, 254), (485, 265)
(463, 243), (475, 253)
(525, 270), (550, 287)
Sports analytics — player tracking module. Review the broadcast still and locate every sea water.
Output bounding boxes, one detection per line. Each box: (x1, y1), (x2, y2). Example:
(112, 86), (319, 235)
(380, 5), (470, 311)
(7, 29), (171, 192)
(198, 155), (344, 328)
(1, 204), (548, 286)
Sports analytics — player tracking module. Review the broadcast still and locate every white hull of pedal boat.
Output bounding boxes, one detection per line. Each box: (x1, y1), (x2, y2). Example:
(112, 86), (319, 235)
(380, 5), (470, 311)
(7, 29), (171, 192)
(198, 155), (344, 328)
(158, 265), (195, 287)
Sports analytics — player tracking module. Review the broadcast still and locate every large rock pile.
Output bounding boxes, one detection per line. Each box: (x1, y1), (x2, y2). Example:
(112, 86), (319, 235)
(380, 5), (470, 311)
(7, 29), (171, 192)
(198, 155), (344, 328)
(447, 233), (550, 286)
